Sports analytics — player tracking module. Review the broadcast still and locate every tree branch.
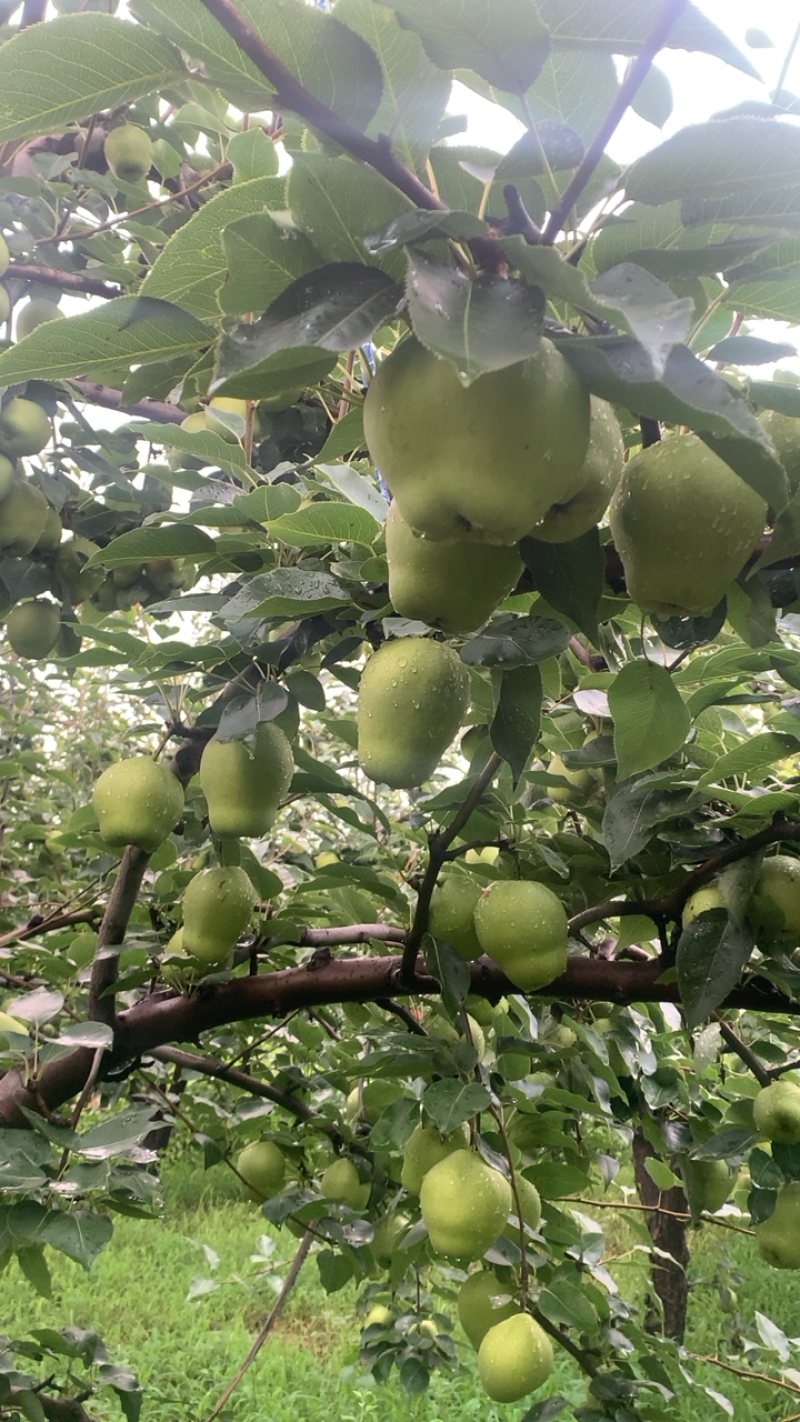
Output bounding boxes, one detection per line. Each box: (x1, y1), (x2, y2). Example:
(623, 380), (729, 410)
(88, 846), (150, 1027)
(712, 1013), (772, 1087)
(8, 264), (122, 299)
(67, 380), (185, 425)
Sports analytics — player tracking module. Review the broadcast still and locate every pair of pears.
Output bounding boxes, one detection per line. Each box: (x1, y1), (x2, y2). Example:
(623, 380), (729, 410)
(428, 874), (569, 992)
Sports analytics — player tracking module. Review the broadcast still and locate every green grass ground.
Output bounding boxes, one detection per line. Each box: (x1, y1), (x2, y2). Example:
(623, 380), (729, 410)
(3, 1153), (798, 1420)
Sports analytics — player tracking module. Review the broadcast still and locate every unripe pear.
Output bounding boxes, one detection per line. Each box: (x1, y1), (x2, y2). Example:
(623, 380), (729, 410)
(34, 503), (62, 551)
(56, 536), (105, 603)
(321, 1157), (370, 1210)
(0, 287), (9, 325)
(236, 1139), (286, 1199)
(400, 1121), (470, 1194)
(420, 1150), (512, 1259)
(385, 501), (522, 632)
(682, 1157), (731, 1216)
(0, 454), (15, 501)
(428, 872), (483, 960)
(506, 1174), (542, 1246)
(16, 298), (64, 340)
(0, 234), (8, 279)
(182, 866), (254, 964)
(534, 396), (624, 542)
(474, 881), (569, 992)
(609, 434), (767, 616)
(682, 884), (725, 928)
(5, 599), (60, 659)
(755, 855), (800, 938)
(104, 124), (153, 184)
(92, 756), (184, 853)
(0, 398), (51, 458)
(0, 1009), (27, 1035)
(753, 1080), (800, 1143)
(756, 1181), (800, 1269)
(478, 1312), (553, 1402)
(143, 558), (185, 595)
(365, 1304), (392, 1327)
(200, 720), (294, 838)
(365, 336), (589, 544)
(547, 752), (598, 805)
(357, 637), (469, 788)
(370, 1211), (410, 1266)
(760, 408), (800, 492)
(0, 480), (48, 554)
(458, 1270), (518, 1350)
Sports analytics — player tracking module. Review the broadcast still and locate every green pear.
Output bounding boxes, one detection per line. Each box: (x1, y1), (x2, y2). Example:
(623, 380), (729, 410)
(182, 865), (254, 964)
(428, 872), (483, 960)
(424, 1009), (485, 1058)
(682, 1157), (731, 1216)
(56, 536), (105, 603)
(370, 1211), (410, 1266)
(236, 1139), (286, 1198)
(753, 1080), (800, 1143)
(0, 234), (8, 279)
(34, 503), (62, 551)
(364, 335), (589, 545)
(458, 1270), (518, 1349)
(534, 396), (624, 542)
(755, 855), (800, 938)
(760, 408), (800, 492)
(5, 599), (60, 659)
(478, 1312), (553, 1402)
(104, 124), (153, 184)
(756, 1181), (800, 1269)
(364, 1304), (392, 1327)
(474, 881), (569, 992)
(320, 1157), (370, 1210)
(357, 636), (469, 787)
(0, 481), (49, 554)
(681, 884), (725, 928)
(609, 433), (766, 616)
(420, 1150), (512, 1259)
(400, 1121), (470, 1194)
(0, 287), (9, 325)
(143, 558), (186, 596)
(506, 1174), (542, 1247)
(92, 756), (185, 853)
(0, 454), (15, 501)
(200, 720), (294, 838)
(385, 502), (522, 632)
(547, 752), (598, 806)
(345, 1079), (402, 1127)
(0, 1008), (27, 1035)
(0, 398), (51, 457)
(16, 298), (64, 340)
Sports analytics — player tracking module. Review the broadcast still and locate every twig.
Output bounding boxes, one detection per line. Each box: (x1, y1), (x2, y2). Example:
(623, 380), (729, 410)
(711, 1013), (771, 1087)
(530, 1305), (601, 1377)
(541, 0), (690, 242)
(88, 846), (150, 1027)
(563, 1195), (754, 1235)
(202, 1228), (314, 1422)
(68, 380), (185, 425)
(374, 997), (427, 1035)
(8, 263), (122, 299)
(0, 906), (101, 952)
(684, 1353), (800, 1397)
(502, 183), (542, 242)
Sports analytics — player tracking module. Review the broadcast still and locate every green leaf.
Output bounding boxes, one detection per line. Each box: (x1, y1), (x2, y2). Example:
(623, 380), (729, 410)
(625, 119), (800, 206)
(503, 50), (619, 143)
(140, 177), (286, 318)
(535, 0), (758, 77)
(77, 1107), (157, 1160)
(491, 665), (542, 783)
(0, 14), (184, 142)
(521, 530), (604, 644)
(225, 263), (403, 359)
(383, 0), (550, 92)
(41, 1211), (113, 1271)
(602, 777), (698, 871)
(317, 1249), (355, 1293)
(630, 63), (673, 128)
(87, 526), (216, 567)
(708, 336), (798, 366)
(227, 127), (279, 182)
(212, 344), (337, 401)
(644, 1158), (681, 1190)
(314, 411), (366, 465)
(695, 730), (800, 791)
(17, 1245), (51, 1299)
(590, 263), (693, 368)
(131, 421), (249, 482)
(406, 250), (545, 380)
(495, 122), (583, 180)
(288, 153), (413, 278)
(609, 661), (691, 780)
(220, 569), (350, 619)
(520, 1399), (570, 1422)
(422, 936), (470, 1018)
(219, 213), (322, 318)
(265, 503), (379, 549)
(461, 613), (570, 667)
(0, 297), (209, 387)
(538, 1279), (598, 1333)
(677, 909), (755, 1028)
(422, 1079), (490, 1132)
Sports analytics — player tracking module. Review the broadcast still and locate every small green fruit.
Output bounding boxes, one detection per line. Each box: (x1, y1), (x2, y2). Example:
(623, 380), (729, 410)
(753, 1080), (800, 1143)
(756, 1181), (800, 1269)
(420, 1150), (512, 1259)
(756, 855), (800, 938)
(182, 866), (254, 964)
(478, 1312), (553, 1402)
(385, 501), (522, 632)
(365, 1304), (392, 1327)
(93, 756), (184, 853)
(428, 872), (483, 960)
(458, 1270), (517, 1350)
(0, 454), (15, 501)
(474, 881), (568, 992)
(200, 721), (294, 838)
(320, 1157), (369, 1211)
(236, 1139), (286, 1198)
(34, 503), (62, 551)
(0, 398), (51, 458)
(506, 1174), (542, 1247)
(533, 396), (624, 542)
(682, 1157), (731, 1216)
(357, 637), (469, 787)
(0, 481), (49, 555)
(0, 235), (8, 279)
(370, 1211), (410, 1266)
(16, 298), (64, 340)
(400, 1121), (470, 1194)
(547, 752), (598, 806)
(682, 884), (725, 928)
(760, 408), (800, 492)
(104, 124), (153, 184)
(56, 536), (105, 603)
(0, 287), (9, 326)
(5, 599), (60, 659)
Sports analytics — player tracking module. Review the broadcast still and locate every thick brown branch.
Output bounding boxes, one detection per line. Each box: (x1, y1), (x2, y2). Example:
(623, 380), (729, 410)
(8, 264), (122, 299)
(149, 1045), (313, 1121)
(88, 846), (150, 1026)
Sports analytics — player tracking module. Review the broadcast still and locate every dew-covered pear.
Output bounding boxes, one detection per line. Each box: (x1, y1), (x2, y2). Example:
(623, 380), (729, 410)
(753, 1080), (800, 1143)
(755, 855), (800, 938)
(236, 1139), (286, 1199)
(0, 480), (48, 555)
(534, 397), (624, 542)
(364, 336), (589, 545)
(474, 881), (568, 992)
(609, 434), (767, 616)
(458, 1270), (518, 1350)
(682, 1157), (731, 1216)
(92, 756), (184, 853)
(682, 884), (725, 928)
(756, 1181), (800, 1269)
(0, 398), (51, 458)
(760, 408), (800, 492)
(420, 1150), (512, 1259)
(385, 502), (522, 632)
(0, 454), (15, 501)
(370, 1211), (410, 1266)
(505, 1174), (542, 1247)
(16, 298), (64, 341)
(400, 1121), (470, 1194)
(357, 637), (469, 788)
(478, 1312), (553, 1402)
(5, 599), (60, 659)
(200, 721), (294, 838)
(104, 124), (153, 184)
(321, 1157), (370, 1210)
(182, 866), (254, 964)
(428, 871), (483, 960)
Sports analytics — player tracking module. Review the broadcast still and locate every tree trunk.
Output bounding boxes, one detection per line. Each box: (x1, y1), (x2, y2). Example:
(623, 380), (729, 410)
(632, 1125), (690, 1342)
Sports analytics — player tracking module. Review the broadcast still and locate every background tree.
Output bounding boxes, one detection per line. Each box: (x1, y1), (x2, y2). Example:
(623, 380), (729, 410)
(2, 0), (800, 1418)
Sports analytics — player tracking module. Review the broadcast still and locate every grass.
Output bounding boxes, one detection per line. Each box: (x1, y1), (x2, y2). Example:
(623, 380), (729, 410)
(4, 1152), (800, 1420)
